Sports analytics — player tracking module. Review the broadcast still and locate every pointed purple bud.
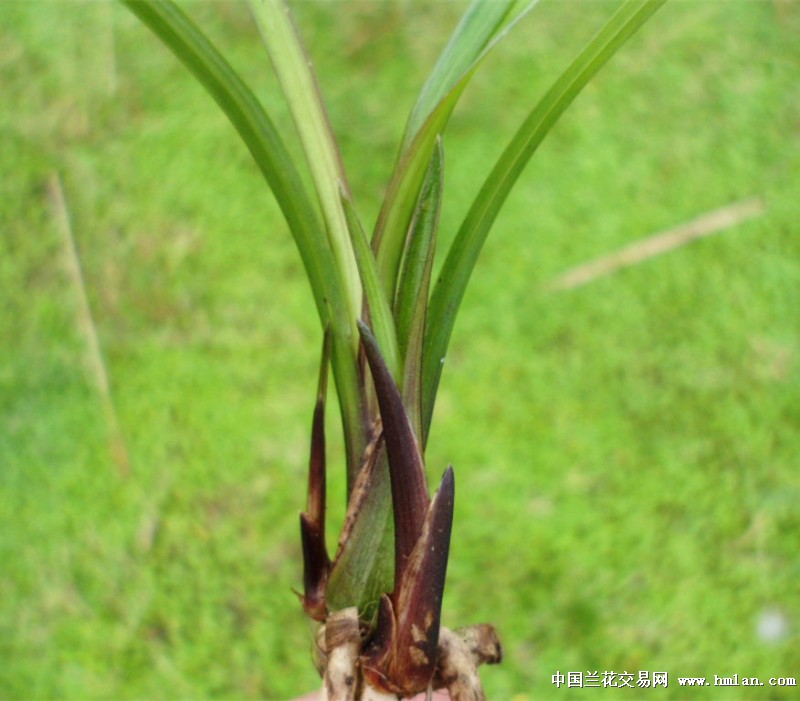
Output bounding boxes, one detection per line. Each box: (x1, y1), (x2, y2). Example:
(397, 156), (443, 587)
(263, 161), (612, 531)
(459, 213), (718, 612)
(358, 320), (429, 584)
(306, 395), (326, 527)
(300, 512), (329, 621)
(300, 331), (331, 621)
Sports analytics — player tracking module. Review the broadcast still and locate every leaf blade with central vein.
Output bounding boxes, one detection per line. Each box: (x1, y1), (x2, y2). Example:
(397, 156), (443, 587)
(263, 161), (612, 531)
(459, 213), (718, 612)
(247, 0), (361, 328)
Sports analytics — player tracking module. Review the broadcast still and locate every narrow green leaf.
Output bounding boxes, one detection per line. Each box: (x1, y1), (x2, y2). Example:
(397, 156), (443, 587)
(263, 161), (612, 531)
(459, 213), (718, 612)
(394, 139), (443, 362)
(423, 0), (668, 435)
(401, 1), (518, 152)
(326, 441), (394, 617)
(373, 0), (538, 310)
(120, 0), (367, 479)
(120, 1), (323, 320)
(247, 0), (362, 335)
(395, 138), (443, 443)
(341, 192), (400, 382)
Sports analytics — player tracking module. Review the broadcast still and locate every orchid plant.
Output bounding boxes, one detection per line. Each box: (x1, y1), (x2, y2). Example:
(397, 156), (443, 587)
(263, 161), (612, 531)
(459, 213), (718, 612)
(120, 1), (666, 698)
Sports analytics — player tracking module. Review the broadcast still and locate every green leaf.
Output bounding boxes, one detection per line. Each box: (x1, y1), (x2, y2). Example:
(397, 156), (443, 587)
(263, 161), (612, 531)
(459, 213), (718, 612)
(400, 1), (519, 152)
(341, 192), (400, 383)
(423, 0), (668, 435)
(395, 138), (443, 443)
(247, 0), (361, 328)
(372, 0), (538, 315)
(394, 139), (443, 363)
(120, 0), (367, 478)
(326, 441), (394, 617)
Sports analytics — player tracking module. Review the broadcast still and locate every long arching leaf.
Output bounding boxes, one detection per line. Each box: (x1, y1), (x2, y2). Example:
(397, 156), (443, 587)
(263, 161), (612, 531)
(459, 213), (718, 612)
(120, 0), (367, 476)
(423, 0), (668, 435)
(247, 0), (362, 328)
(372, 0), (539, 312)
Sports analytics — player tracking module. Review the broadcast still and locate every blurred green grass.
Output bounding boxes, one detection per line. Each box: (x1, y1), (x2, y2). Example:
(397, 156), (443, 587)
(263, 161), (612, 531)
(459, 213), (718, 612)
(2, 1), (799, 699)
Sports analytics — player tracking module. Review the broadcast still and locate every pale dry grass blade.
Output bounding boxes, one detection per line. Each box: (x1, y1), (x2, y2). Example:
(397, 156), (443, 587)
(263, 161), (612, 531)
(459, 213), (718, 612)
(102, 0), (118, 96)
(547, 197), (765, 291)
(48, 173), (130, 477)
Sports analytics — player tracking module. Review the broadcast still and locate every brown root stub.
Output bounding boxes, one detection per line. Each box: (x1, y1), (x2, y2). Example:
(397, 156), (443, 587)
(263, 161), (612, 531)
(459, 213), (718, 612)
(433, 625), (502, 701)
(323, 608), (362, 701)
(451, 624), (503, 668)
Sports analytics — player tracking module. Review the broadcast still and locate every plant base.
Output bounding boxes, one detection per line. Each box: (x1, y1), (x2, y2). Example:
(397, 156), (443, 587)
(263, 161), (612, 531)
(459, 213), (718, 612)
(318, 609), (502, 701)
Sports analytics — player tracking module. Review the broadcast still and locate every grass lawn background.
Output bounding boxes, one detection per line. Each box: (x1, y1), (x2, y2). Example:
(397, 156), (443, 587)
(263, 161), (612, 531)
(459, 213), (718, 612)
(2, 1), (799, 699)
